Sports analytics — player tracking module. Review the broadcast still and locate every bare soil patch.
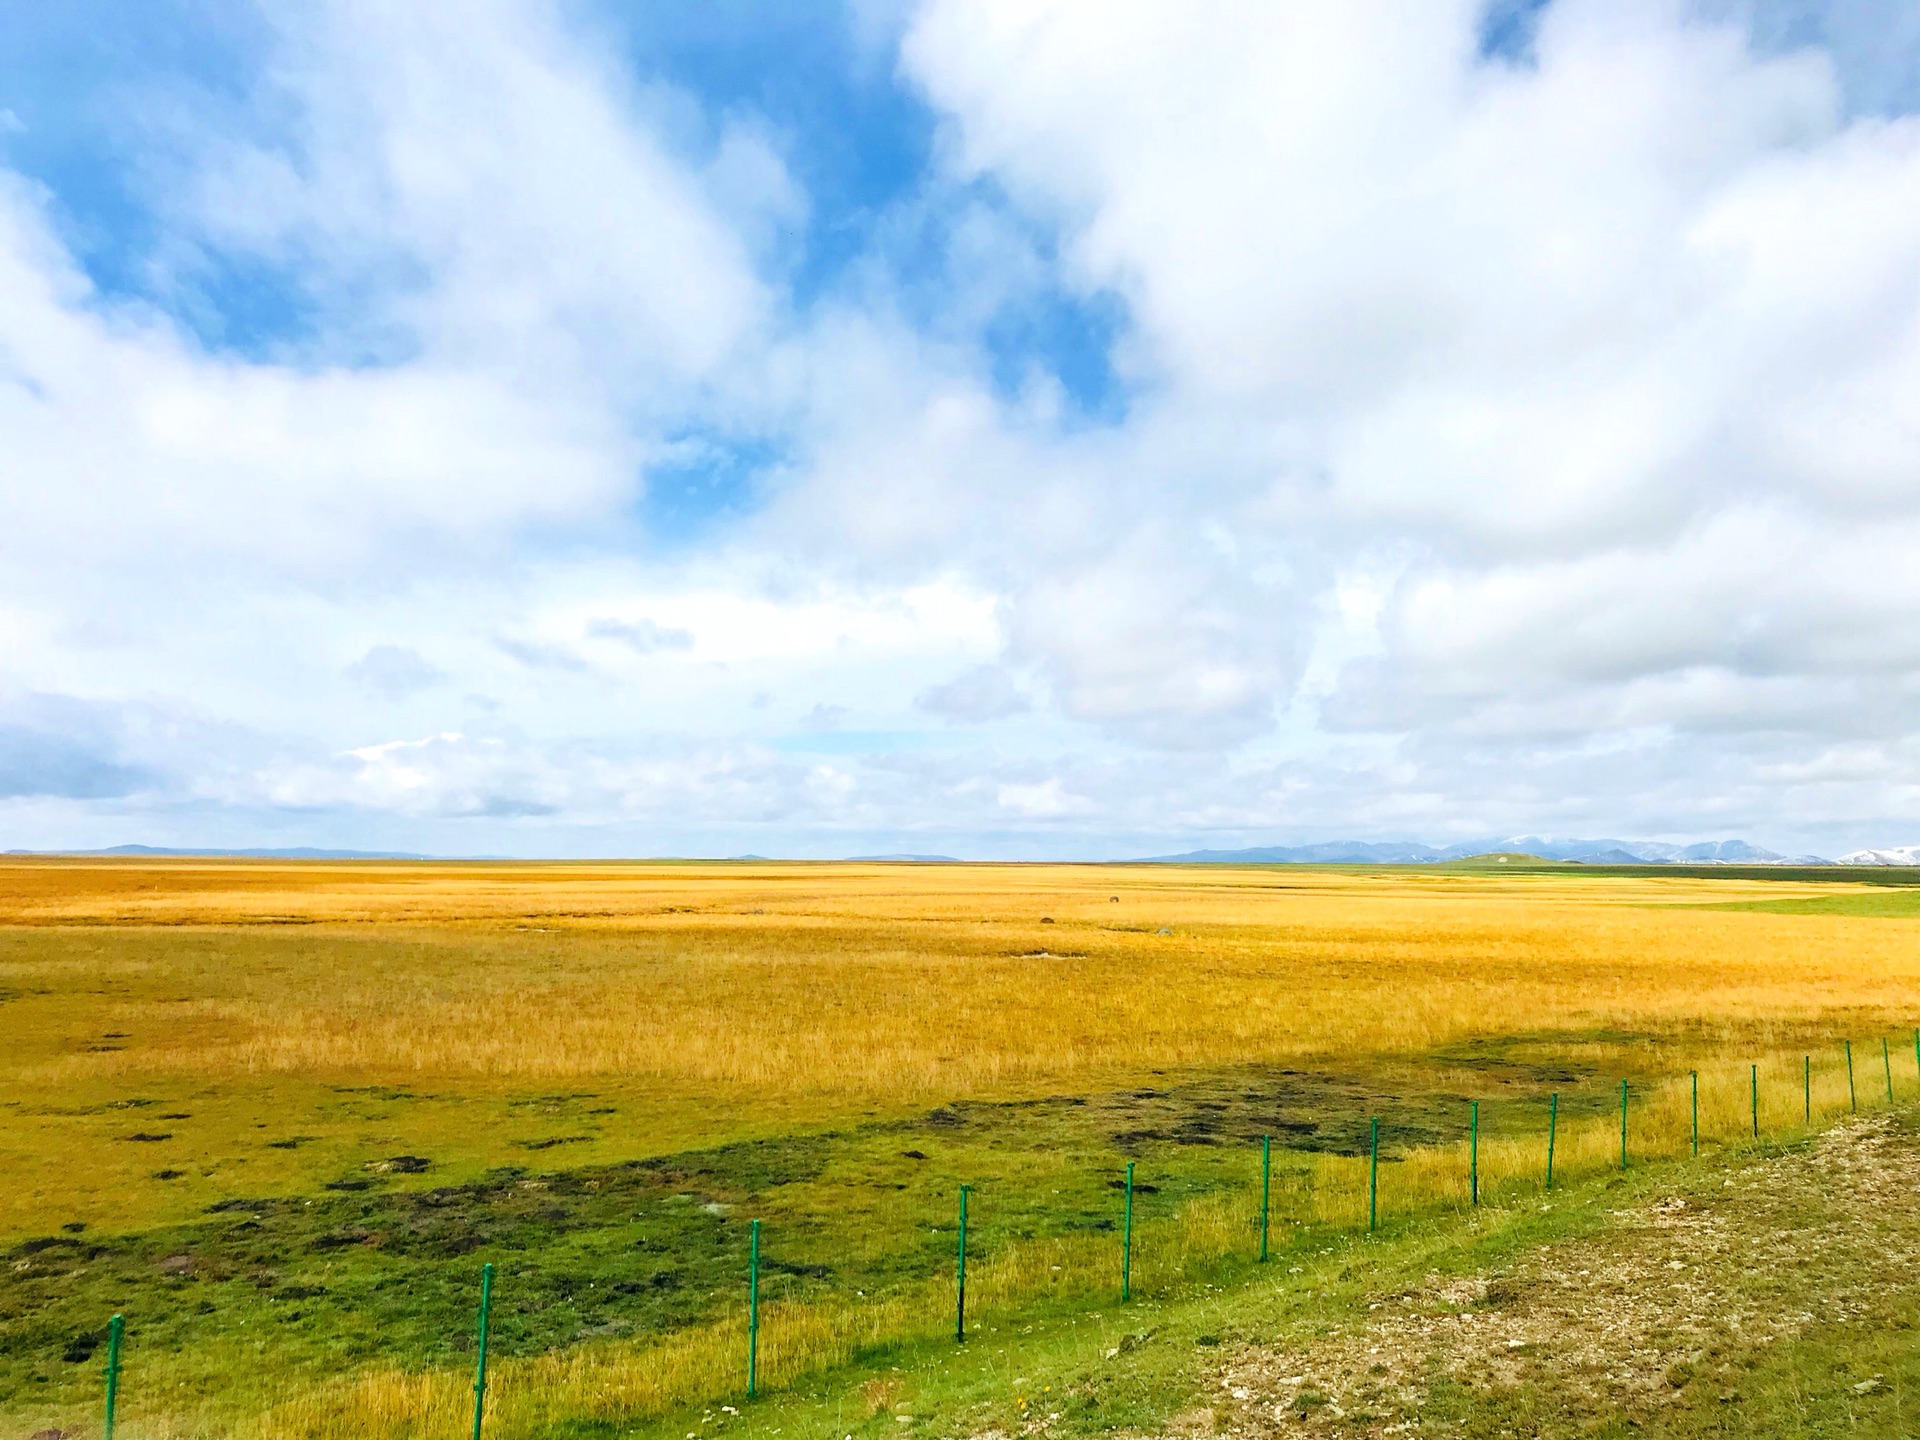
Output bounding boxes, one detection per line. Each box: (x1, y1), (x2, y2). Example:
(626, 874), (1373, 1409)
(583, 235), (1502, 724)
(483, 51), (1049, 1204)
(1206, 1115), (1920, 1436)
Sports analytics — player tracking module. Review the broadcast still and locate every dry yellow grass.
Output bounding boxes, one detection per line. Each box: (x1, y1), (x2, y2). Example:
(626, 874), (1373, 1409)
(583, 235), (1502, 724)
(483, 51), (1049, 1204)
(7, 859), (1916, 1087)
(3, 858), (1917, 1238)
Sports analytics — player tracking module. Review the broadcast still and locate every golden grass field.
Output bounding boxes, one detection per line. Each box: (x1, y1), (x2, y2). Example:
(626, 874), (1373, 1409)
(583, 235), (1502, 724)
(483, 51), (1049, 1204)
(4, 858), (1918, 1234)
(3, 857), (1918, 1438)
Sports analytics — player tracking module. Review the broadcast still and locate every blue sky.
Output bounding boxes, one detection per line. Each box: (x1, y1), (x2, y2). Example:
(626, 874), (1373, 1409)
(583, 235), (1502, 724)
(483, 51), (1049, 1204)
(3, 0), (1920, 858)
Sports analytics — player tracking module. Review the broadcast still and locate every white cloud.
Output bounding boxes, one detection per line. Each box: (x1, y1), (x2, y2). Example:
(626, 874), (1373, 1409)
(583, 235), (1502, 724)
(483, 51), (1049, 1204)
(916, 664), (1031, 722)
(182, 0), (776, 385)
(0, 0), (782, 603)
(586, 617), (695, 654)
(346, 645), (445, 700)
(6, 0), (1920, 855)
(889, 0), (1920, 811)
(996, 777), (1087, 818)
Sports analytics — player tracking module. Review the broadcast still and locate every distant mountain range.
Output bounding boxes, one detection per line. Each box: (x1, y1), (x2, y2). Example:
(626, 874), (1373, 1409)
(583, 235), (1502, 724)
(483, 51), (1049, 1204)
(1140, 837), (1855, 866)
(3, 844), (434, 860)
(7, 839), (1919, 867)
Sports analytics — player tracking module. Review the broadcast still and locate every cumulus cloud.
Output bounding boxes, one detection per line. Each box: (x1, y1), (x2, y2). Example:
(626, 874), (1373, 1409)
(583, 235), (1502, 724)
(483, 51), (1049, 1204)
(916, 664), (1031, 722)
(0, 697), (155, 800)
(586, 617), (695, 653)
(346, 645), (445, 700)
(179, 2), (779, 386)
(5, 0), (1920, 855)
(0, 0), (782, 601)
(494, 636), (591, 673)
(895, 0), (1920, 786)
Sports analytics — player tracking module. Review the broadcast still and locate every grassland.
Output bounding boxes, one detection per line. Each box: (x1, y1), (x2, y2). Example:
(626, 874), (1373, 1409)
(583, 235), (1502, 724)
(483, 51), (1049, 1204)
(3, 858), (1918, 1437)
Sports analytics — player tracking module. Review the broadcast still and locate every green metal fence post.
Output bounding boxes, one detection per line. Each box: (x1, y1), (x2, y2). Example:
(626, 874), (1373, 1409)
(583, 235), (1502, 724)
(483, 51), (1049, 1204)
(1619, 1080), (1629, 1171)
(1913, 1028), (1919, 1091)
(103, 1312), (124, 1440)
(471, 1262), (494, 1440)
(1121, 1162), (1135, 1303)
(1545, 1093), (1557, 1191)
(1751, 1064), (1759, 1140)
(1884, 1038), (1894, 1105)
(1469, 1101), (1479, 1207)
(1846, 1040), (1857, 1113)
(747, 1219), (761, 1398)
(955, 1185), (969, 1342)
(1691, 1071), (1699, 1157)
(1804, 1054), (1811, 1125)
(1368, 1117), (1380, 1232)
(1258, 1135), (1271, 1263)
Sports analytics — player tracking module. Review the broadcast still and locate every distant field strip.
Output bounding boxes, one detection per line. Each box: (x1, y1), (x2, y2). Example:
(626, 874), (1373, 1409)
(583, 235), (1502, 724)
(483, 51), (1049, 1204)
(4, 863), (1916, 1097)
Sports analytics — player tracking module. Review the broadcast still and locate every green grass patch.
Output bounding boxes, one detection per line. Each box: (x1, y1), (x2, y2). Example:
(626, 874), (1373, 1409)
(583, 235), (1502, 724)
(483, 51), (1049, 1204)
(0, 1047), (1683, 1432)
(665, 1122), (1920, 1440)
(1686, 891), (1920, 918)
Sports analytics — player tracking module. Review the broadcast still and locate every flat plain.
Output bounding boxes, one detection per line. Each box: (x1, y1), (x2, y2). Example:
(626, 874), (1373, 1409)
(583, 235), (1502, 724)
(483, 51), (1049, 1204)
(3, 857), (1918, 1438)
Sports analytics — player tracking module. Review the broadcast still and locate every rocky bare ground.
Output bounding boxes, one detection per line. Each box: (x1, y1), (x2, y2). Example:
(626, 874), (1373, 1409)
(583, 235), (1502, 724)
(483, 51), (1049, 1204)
(1196, 1115), (1920, 1437)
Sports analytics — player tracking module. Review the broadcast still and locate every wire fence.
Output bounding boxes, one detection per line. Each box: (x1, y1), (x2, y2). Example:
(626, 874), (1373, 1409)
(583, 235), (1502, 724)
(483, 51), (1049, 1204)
(78, 1029), (1920, 1440)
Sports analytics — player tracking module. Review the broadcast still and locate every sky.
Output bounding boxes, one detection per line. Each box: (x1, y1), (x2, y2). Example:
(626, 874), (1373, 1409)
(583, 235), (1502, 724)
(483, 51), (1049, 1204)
(2, 0), (1920, 860)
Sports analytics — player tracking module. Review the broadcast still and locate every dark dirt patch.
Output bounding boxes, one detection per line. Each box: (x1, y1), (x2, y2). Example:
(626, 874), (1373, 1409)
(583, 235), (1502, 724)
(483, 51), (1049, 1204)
(1079, 1046), (1635, 1159)
(205, 1198), (278, 1215)
(60, 1330), (105, 1364)
(310, 1229), (374, 1251)
(1093, 1070), (1461, 1158)
(9, 1238), (88, 1260)
(764, 1258), (833, 1279)
(866, 1050), (1632, 1175)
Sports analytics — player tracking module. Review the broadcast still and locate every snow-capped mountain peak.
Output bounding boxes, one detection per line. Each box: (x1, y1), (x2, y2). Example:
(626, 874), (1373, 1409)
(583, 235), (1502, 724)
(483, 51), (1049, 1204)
(1835, 846), (1920, 866)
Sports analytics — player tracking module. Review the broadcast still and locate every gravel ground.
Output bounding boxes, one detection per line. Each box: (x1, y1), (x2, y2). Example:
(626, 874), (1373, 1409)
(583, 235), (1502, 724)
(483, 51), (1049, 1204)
(1199, 1115), (1920, 1437)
